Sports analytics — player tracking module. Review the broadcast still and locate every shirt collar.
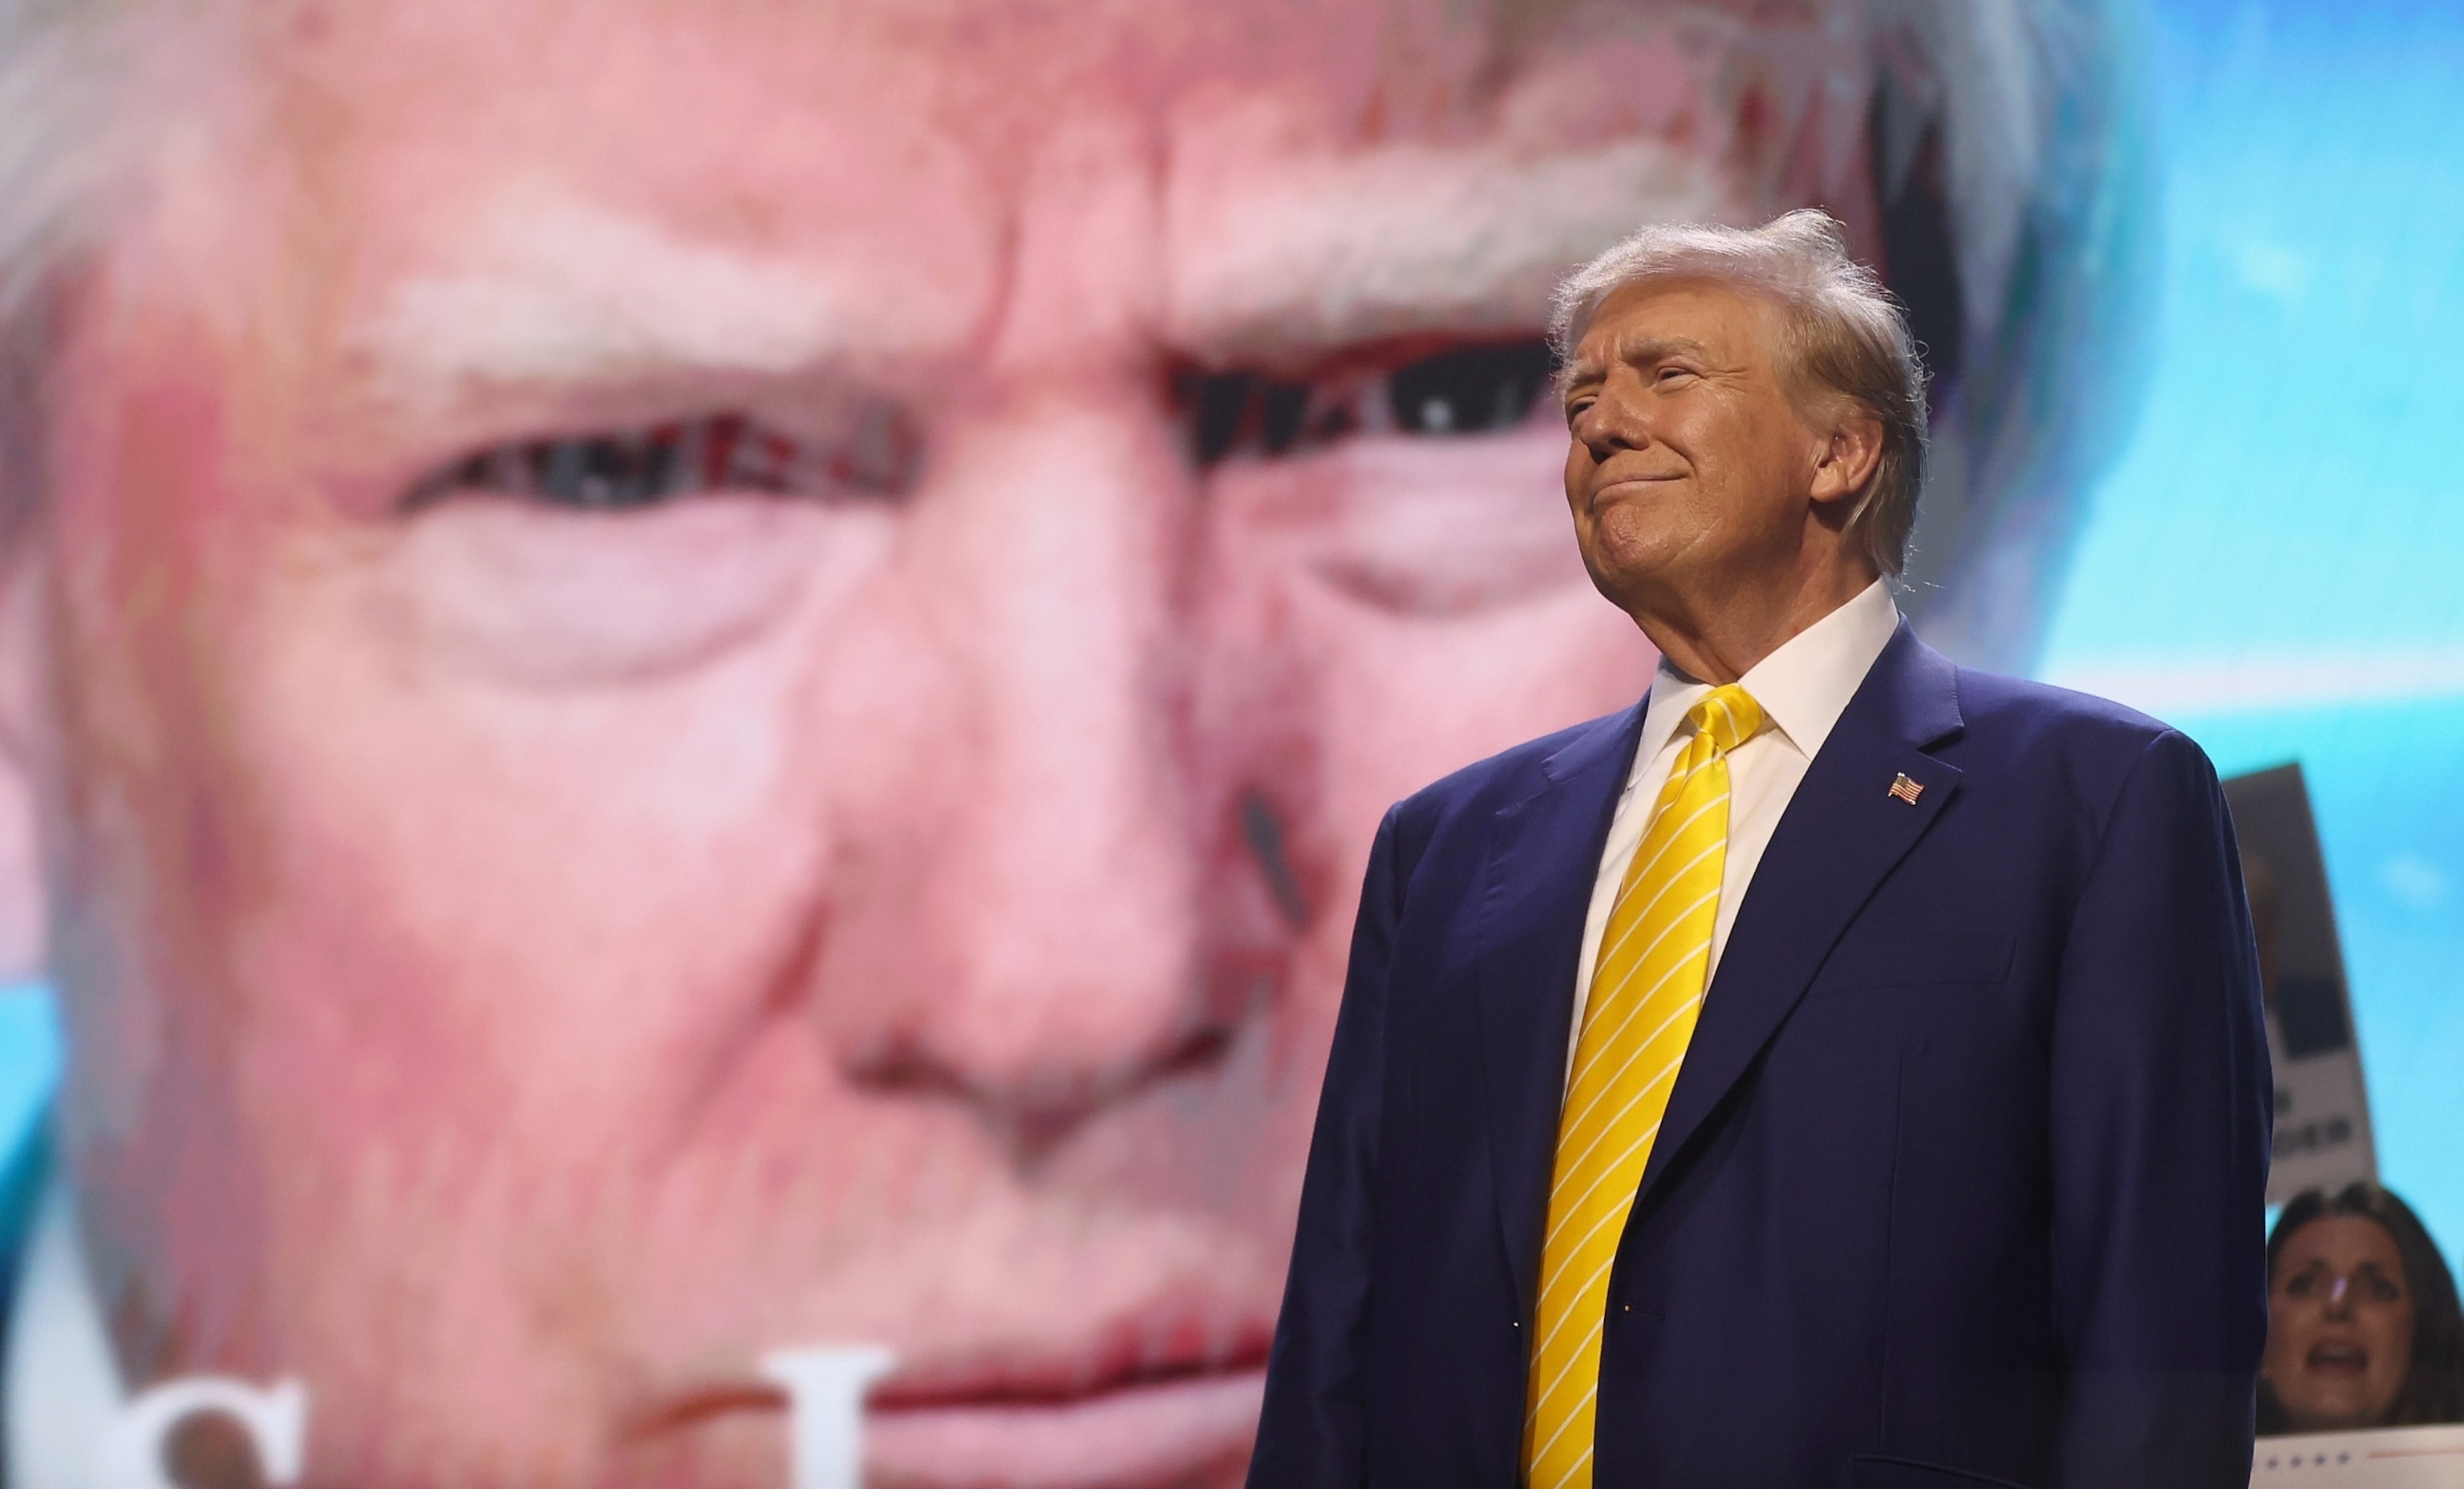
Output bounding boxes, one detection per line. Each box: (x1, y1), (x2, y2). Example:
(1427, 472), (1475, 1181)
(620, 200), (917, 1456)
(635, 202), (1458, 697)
(1630, 579), (1901, 786)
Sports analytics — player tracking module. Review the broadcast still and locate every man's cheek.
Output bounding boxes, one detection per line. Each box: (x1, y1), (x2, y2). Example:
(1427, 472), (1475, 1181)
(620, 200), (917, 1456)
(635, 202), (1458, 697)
(201, 623), (848, 1200)
(1301, 584), (1648, 802)
(1196, 441), (1651, 911)
(1194, 419), (1619, 864)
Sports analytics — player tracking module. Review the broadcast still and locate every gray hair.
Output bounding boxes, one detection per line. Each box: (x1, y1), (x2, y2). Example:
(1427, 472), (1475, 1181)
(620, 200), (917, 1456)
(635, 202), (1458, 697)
(0, 0), (160, 547)
(1550, 209), (1930, 577)
(0, 1), (148, 323)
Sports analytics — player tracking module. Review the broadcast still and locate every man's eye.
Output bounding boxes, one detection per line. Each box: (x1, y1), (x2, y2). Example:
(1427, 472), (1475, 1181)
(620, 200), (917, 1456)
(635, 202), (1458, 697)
(1388, 342), (1558, 435)
(1183, 338), (1555, 466)
(410, 410), (918, 511)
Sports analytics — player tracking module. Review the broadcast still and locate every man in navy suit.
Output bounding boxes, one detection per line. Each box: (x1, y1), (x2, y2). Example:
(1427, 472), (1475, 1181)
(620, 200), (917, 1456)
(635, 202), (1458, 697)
(1249, 211), (2272, 1489)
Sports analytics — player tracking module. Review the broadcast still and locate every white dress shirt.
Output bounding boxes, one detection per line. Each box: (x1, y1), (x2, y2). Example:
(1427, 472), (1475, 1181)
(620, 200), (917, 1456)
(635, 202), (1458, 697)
(1568, 580), (1901, 1078)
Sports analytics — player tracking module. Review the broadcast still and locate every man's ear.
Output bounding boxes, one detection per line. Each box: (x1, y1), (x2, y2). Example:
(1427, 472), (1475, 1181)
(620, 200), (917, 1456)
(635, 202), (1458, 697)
(0, 552), (49, 984)
(1809, 409), (1886, 509)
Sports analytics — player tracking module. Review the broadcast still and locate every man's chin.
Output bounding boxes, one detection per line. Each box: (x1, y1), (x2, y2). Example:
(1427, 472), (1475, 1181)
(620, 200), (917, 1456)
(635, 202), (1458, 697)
(1575, 544), (1680, 625)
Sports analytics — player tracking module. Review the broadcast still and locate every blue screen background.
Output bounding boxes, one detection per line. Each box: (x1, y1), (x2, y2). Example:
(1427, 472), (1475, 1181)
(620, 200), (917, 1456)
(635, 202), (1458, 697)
(1, 0), (2459, 1282)
(2035, 0), (2464, 1273)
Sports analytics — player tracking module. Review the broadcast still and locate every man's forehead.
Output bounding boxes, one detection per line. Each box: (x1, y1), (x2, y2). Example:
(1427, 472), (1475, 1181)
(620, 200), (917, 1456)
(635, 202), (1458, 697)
(207, 0), (1855, 410)
(268, 0), (1809, 140)
(1570, 280), (1783, 370)
(253, 0), (1768, 241)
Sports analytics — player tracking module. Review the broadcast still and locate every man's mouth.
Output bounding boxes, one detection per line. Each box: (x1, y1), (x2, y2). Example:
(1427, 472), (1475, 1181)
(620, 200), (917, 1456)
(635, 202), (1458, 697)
(632, 1310), (1273, 1488)
(2306, 1341), (2370, 1377)
(868, 1320), (1272, 1413)
(866, 1358), (1267, 1489)
(1593, 473), (1682, 501)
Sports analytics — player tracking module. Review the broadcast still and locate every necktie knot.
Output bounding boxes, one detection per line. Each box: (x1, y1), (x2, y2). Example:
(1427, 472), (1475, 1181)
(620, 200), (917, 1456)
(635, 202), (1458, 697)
(1686, 684), (1766, 755)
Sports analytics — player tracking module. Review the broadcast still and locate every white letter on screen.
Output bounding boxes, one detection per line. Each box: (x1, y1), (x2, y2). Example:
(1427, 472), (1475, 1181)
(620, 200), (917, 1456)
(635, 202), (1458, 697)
(761, 1346), (897, 1489)
(94, 1377), (307, 1489)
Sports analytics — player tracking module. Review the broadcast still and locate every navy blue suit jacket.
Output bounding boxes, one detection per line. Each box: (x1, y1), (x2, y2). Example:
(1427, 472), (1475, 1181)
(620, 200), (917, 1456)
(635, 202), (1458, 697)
(1250, 627), (2272, 1489)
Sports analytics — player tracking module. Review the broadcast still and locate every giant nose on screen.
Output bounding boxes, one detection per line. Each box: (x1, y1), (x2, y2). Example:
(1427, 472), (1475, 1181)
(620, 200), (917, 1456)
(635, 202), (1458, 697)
(833, 392), (1230, 1158)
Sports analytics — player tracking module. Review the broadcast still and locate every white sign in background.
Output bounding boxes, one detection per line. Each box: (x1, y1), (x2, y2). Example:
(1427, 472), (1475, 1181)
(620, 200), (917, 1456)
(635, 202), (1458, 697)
(2224, 764), (2379, 1204)
(2253, 1423), (2464, 1487)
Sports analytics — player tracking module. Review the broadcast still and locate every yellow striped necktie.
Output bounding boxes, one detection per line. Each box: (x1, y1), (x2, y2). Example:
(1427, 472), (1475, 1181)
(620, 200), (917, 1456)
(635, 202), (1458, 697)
(1524, 684), (1767, 1489)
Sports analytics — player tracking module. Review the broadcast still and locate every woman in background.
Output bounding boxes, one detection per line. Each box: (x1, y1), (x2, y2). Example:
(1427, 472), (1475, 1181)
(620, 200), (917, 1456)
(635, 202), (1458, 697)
(2260, 1183), (2464, 1434)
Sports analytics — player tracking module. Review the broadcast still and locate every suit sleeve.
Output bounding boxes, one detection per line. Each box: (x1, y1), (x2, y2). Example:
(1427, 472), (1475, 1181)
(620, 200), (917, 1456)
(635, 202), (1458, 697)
(2048, 729), (2273, 1487)
(1246, 804), (1404, 1489)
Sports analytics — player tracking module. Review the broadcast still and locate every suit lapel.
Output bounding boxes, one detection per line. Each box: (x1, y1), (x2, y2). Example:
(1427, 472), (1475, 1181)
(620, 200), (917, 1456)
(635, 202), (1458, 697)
(1474, 703), (1646, 1325)
(1631, 626), (1967, 1209)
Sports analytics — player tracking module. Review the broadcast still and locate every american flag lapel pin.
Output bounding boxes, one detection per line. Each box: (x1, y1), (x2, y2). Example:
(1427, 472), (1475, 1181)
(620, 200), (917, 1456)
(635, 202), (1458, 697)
(1887, 772), (1924, 806)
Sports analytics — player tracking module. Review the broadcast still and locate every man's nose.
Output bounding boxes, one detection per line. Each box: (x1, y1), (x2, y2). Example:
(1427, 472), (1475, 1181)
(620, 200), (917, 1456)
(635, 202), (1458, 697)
(837, 389), (1233, 1156)
(1577, 375), (1656, 461)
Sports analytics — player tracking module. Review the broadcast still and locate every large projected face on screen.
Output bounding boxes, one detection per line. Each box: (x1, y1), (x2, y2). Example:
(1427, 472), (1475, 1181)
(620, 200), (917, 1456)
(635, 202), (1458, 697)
(0, 0), (2127, 1483)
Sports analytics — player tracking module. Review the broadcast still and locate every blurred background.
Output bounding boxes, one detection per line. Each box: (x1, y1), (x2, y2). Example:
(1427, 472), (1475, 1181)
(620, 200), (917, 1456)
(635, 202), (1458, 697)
(2029, 0), (2464, 1273)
